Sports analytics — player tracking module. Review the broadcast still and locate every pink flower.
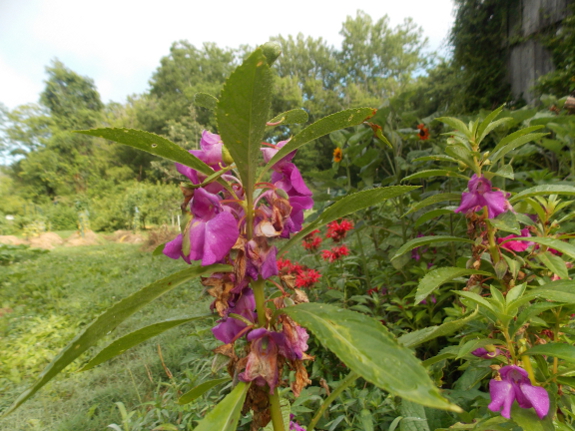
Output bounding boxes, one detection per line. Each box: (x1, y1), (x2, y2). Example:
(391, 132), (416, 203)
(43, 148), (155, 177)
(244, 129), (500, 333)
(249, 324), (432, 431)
(498, 228), (533, 252)
(472, 347), (502, 359)
(488, 365), (549, 419)
(455, 175), (510, 219)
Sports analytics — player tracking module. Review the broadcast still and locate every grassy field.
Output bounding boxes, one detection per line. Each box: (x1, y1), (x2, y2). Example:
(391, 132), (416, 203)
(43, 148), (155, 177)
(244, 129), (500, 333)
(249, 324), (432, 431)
(0, 243), (224, 430)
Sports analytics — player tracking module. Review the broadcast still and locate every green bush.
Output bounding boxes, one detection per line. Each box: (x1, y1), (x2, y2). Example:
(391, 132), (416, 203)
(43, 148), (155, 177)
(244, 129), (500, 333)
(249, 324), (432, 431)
(46, 204), (78, 231)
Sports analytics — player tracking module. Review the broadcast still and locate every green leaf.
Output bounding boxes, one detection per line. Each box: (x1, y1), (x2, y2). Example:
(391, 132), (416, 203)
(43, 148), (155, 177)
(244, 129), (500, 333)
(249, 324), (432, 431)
(524, 343), (575, 362)
(416, 267), (492, 304)
(436, 116), (472, 139)
(457, 338), (504, 359)
(260, 41), (282, 65)
(402, 170), (469, 182)
(537, 252), (568, 279)
(526, 280), (575, 303)
(510, 397), (555, 431)
(263, 108), (374, 175)
(404, 193), (461, 216)
(216, 48), (273, 197)
(178, 377), (231, 405)
(492, 164), (514, 180)
(282, 303), (461, 411)
(512, 302), (562, 335)
(445, 144), (476, 171)
(503, 237), (575, 260)
(489, 211), (521, 235)
(391, 236), (473, 261)
(455, 291), (495, 313)
(267, 109), (309, 126)
(80, 315), (212, 371)
(194, 93), (218, 111)
(279, 186), (418, 254)
(509, 185), (575, 203)
(414, 209), (454, 228)
(153, 242), (167, 256)
(5, 263), (230, 415)
(399, 399), (430, 431)
(398, 308), (479, 349)
(491, 125), (543, 154)
(76, 128), (214, 177)
(192, 382), (250, 431)
(476, 106), (505, 142)
(489, 132), (548, 164)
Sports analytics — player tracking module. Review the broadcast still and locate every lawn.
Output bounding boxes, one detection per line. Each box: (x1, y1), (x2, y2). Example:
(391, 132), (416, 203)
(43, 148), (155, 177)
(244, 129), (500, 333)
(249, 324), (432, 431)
(0, 243), (224, 430)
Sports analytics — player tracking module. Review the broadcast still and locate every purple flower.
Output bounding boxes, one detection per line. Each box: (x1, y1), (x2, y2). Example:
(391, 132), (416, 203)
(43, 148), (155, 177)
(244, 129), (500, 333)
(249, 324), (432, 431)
(176, 131), (225, 193)
(278, 317), (310, 360)
(271, 163), (313, 238)
(289, 415), (305, 431)
(472, 347), (501, 359)
(455, 174), (510, 219)
(212, 288), (256, 344)
(163, 187), (239, 266)
(261, 139), (295, 170)
(238, 328), (281, 393)
(498, 228), (533, 252)
(488, 365), (549, 419)
(420, 295), (437, 305)
(245, 238), (278, 280)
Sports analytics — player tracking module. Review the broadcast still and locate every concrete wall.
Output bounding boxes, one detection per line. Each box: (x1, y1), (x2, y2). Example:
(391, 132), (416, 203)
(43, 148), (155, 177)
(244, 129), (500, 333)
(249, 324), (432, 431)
(507, 0), (573, 102)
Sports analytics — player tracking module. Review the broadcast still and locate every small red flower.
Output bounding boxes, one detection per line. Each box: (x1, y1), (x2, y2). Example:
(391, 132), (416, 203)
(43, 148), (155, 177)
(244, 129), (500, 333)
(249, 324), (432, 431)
(417, 124), (429, 140)
(326, 219), (354, 242)
(295, 269), (322, 288)
(321, 245), (350, 263)
(302, 229), (322, 251)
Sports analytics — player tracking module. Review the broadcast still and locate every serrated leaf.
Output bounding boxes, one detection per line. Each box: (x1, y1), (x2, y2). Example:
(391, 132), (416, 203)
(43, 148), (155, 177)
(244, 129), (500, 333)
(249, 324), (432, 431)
(267, 109), (308, 126)
(76, 128), (214, 177)
(436, 117), (472, 138)
(524, 343), (575, 362)
(279, 186), (418, 254)
(194, 93), (218, 110)
(412, 155), (458, 164)
(391, 236), (473, 261)
(5, 263), (230, 415)
(404, 193), (461, 216)
(282, 303), (461, 411)
(192, 382), (250, 431)
(178, 377), (231, 405)
(402, 169), (469, 182)
(80, 315), (212, 371)
(489, 211), (521, 235)
(216, 48), (273, 197)
(491, 125), (544, 154)
(492, 164), (514, 179)
(476, 106), (505, 142)
(398, 308), (478, 349)
(490, 132), (548, 164)
(415, 267), (492, 304)
(399, 399), (430, 431)
(502, 237), (575, 260)
(509, 185), (575, 203)
(263, 108), (374, 175)
(445, 144), (476, 171)
(455, 291), (495, 313)
(526, 280), (575, 303)
(538, 252), (568, 279)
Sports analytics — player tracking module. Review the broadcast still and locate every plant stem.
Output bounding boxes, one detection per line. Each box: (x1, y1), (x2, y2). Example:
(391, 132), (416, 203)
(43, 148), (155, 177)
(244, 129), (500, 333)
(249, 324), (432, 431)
(269, 388), (285, 431)
(252, 276), (267, 327)
(521, 355), (537, 385)
(307, 371), (359, 431)
(502, 327), (516, 364)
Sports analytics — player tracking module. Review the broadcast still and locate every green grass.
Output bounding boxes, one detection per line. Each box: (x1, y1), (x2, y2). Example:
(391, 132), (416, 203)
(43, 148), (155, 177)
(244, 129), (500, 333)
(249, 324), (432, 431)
(0, 243), (222, 430)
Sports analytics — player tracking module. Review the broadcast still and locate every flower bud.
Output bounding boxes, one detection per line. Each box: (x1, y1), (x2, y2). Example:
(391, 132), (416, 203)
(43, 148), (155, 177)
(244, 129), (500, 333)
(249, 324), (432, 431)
(222, 145), (234, 165)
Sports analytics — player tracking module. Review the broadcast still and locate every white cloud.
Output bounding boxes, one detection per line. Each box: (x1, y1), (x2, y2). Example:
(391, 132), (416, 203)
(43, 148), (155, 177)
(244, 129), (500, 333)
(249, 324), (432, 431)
(0, 57), (43, 108)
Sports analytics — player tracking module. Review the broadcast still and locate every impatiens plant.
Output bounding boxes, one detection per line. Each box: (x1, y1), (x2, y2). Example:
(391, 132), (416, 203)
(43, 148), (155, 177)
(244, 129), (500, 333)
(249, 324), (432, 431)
(2, 44), (460, 429)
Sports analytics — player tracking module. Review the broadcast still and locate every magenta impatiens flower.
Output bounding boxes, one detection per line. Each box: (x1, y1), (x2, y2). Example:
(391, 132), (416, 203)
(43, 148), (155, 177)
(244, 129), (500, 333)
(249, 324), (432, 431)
(163, 187), (239, 265)
(472, 347), (502, 359)
(498, 228), (534, 252)
(488, 365), (549, 419)
(455, 174), (510, 219)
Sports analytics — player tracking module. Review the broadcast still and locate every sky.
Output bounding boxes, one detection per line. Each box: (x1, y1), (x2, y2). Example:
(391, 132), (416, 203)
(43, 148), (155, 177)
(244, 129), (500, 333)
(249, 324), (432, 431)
(0, 0), (455, 110)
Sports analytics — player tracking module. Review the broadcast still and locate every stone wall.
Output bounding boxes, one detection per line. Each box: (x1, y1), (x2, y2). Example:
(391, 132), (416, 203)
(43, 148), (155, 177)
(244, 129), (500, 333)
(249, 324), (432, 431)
(506, 0), (573, 103)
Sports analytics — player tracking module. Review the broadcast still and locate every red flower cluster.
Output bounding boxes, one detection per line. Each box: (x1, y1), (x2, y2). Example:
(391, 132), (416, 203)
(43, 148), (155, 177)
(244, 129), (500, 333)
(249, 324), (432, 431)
(321, 245), (350, 263)
(326, 219), (354, 242)
(277, 258), (322, 288)
(302, 229), (322, 251)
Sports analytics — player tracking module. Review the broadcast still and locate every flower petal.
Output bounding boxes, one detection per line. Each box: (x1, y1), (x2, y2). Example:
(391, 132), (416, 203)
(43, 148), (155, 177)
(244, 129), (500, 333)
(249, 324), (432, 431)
(489, 380), (515, 419)
(519, 383), (550, 419)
